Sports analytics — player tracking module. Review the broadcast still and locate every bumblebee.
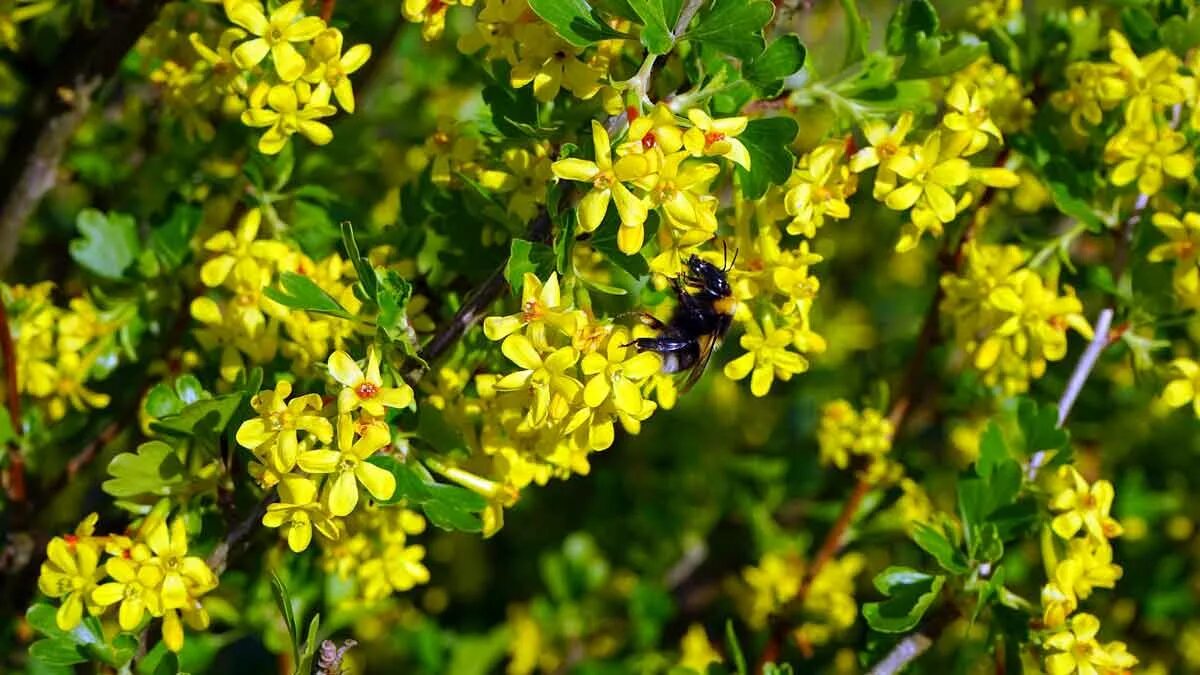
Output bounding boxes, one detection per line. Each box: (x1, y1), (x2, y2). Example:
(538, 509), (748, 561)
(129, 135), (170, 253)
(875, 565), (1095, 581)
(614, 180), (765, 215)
(630, 253), (737, 392)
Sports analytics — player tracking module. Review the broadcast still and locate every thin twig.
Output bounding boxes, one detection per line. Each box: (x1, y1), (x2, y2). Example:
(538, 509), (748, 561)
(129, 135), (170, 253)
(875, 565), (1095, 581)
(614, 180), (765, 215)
(320, 0), (336, 22)
(866, 606), (958, 675)
(206, 492), (279, 575)
(1054, 308), (1114, 429)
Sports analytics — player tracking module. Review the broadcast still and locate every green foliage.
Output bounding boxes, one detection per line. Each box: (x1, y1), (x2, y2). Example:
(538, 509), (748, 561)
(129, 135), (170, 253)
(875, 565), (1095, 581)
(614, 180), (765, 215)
(70, 209), (140, 280)
(735, 117), (799, 199)
(264, 272), (354, 320)
(862, 567), (945, 633)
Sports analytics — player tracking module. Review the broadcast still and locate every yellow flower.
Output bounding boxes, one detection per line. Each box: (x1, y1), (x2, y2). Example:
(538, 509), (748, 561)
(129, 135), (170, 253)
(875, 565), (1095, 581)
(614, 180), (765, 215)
(328, 346), (415, 416)
(942, 83), (1004, 156)
(142, 518), (218, 611)
(621, 103), (685, 156)
(200, 208), (287, 288)
(883, 131), (970, 224)
(304, 28), (371, 113)
(552, 120), (653, 240)
(262, 474), (340, 551)
(228, 0), (325, 82)
(741, 552), (802, 627)
(241, 84), (337, 155)
(236, 380), (333, 473)
(297, 414), (396, 516)
(1049, 467), (1124, 540)
(1057, 537), (1123, 600)
(1050, 61), (1127, 132)
(494, 334), (582, 427)
(579, 327), (661, 415)
(37, 536), (104, 630)
(1044, 613), (1136, 675)
(403, 0), (474, 41)
(647, 152), (721, 244)
(483, 272), (583, 349)
(850, 112), (913, 173)
(1106, 126), (1193, 195)
(784, 142), (856, 237)
(724, 317), (810, 397)
(91, 554), (163, 631)
(682, 109), (751, 169)
(1162, 357), (1200, 416)
(678, 623), (722, 672)
(510, 23), (602, 102)
(190, 28), (248, 101)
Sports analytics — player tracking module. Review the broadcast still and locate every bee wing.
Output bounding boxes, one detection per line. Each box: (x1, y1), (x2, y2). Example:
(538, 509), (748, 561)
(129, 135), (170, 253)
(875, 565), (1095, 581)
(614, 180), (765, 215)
(679, 333), (719, 393)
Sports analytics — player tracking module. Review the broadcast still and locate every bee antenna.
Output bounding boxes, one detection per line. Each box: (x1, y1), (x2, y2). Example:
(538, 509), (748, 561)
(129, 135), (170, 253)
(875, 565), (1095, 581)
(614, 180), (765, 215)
(726, 247), (739, 272)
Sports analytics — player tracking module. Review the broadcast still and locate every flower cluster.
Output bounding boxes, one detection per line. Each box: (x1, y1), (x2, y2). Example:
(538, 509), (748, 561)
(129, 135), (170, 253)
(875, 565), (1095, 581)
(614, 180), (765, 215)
(37, 512), (217, 652)
(552, 110), (748, 258)
(2, 282), (118, 421)
(458, 0), (607, 103)
(848, 83), (1020, 252)
(191, 207), (379, 381)
(1054, 31), (1194, 195)
(815, 399), (896, 483)
(150, 0), (374, 152)
(737, 550), (865, 648)
(1038, 467), (1135, 674)
(237, 347), (412, 550)
(320, 503), (430, 603)
(940, 242), (1092, 395)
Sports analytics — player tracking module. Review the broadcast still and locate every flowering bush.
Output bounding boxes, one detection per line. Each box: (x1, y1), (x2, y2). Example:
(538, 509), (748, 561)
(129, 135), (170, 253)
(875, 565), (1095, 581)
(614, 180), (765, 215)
(2, 0), (1199, 673)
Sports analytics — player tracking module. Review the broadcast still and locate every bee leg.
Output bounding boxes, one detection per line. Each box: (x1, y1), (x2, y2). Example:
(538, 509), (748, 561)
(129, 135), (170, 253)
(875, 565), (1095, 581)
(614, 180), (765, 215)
(638, 312), (667, 330)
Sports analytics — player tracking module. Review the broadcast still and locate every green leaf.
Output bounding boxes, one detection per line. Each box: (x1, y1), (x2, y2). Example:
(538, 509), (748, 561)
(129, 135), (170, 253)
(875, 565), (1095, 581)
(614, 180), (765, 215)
(590, 211), (651, 280)
(27, 604), (69, 639)
(735, 117), (798, 200)
(482, 65), (542, 138)
(629, 0), (684, 54)
(265, 272), (353, 320)
(506, 238), (556, 295)
(29, 639), (88, 667)
(102, 441), (186, 498)
(1046, 181), (1104, 233)
(885, 0), (937, 55)
(911, 522), (969, 574)
(341, 222), (377, 301)
(528, 0), (626, 47)
(1160, 13), (1200, 54)
(685, 0), (773, 61)
(1017, 398), (1068, 453)
(296, 614), (321, 675)
(839, 0), (870, 67)
(150, 393), (243, 438)
(375, 269), (414, 343)
(423, 499), (485, 532)
(863, 567), (945, 633)
(724, 620), (748, 675)
(368, 456), (486, 532)
(554, 207), (577, 276)
(150, 204), (201, 271)
(270, 572), (301, 667)
(978, 421), (1007, 479)
(151, 651), (179, 675)
(368, 455), (432, 505)
(885, 0), (985, 79)
(70, 209), (140, 280)
(744, 35), (806, 91)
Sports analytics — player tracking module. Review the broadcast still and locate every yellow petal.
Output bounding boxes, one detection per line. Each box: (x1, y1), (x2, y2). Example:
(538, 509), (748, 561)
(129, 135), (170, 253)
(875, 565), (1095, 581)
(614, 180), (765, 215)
(327, 470), (360, 516)
(356, 461), (397, 501)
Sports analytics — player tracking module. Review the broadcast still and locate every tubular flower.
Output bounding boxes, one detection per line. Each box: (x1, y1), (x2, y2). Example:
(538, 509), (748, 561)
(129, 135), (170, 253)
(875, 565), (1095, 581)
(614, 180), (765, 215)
(883, 131), (969, 224)
(37, 537), (104, 630)
(509, 23), (603, 102)
(579, 327), (662, 415)
(199, 208), (288, 288)
(1161, 357), (1200, 416)
(723, 317), (810, 397)
(262, 475), (340, 551)
(1044, 613), (1137, 675)
(91, 555), (163, 631)
(849, 112), (914, 174)
(298, 414), (396, 516)
(240, 84), (337, 154)
(1148, 212), (1200, 307)
(1106, 126), (1194, 195)
(682, 109), (751, 169)
(552, 120), (652, 237)
(942, 82), (1004, 156)
(236, 380), (333, 473)
(328, 346), (415, 416)
(228, 0), (325, 82)
(646, 152), (721, 245)
(1049, 467), (1124, 540)
(304, 28), (371, 113)
(483, 272), (583, 348)
(142, 518), (218, 611)
(621, 103), (685, 156)
(494, 335), (582, 427)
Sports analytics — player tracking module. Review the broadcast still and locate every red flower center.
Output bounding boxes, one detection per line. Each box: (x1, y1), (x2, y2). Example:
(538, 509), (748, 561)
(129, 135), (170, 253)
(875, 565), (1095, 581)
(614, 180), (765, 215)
(356, 382), (379, 399)
(704, 131), (726, 146)
(641, 132), (657, 150)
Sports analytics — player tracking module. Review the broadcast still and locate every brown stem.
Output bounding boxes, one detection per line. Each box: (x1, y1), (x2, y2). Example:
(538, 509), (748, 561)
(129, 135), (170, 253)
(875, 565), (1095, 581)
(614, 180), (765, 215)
(0, 296), (23, 503)
(320, 0), (336, 22)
